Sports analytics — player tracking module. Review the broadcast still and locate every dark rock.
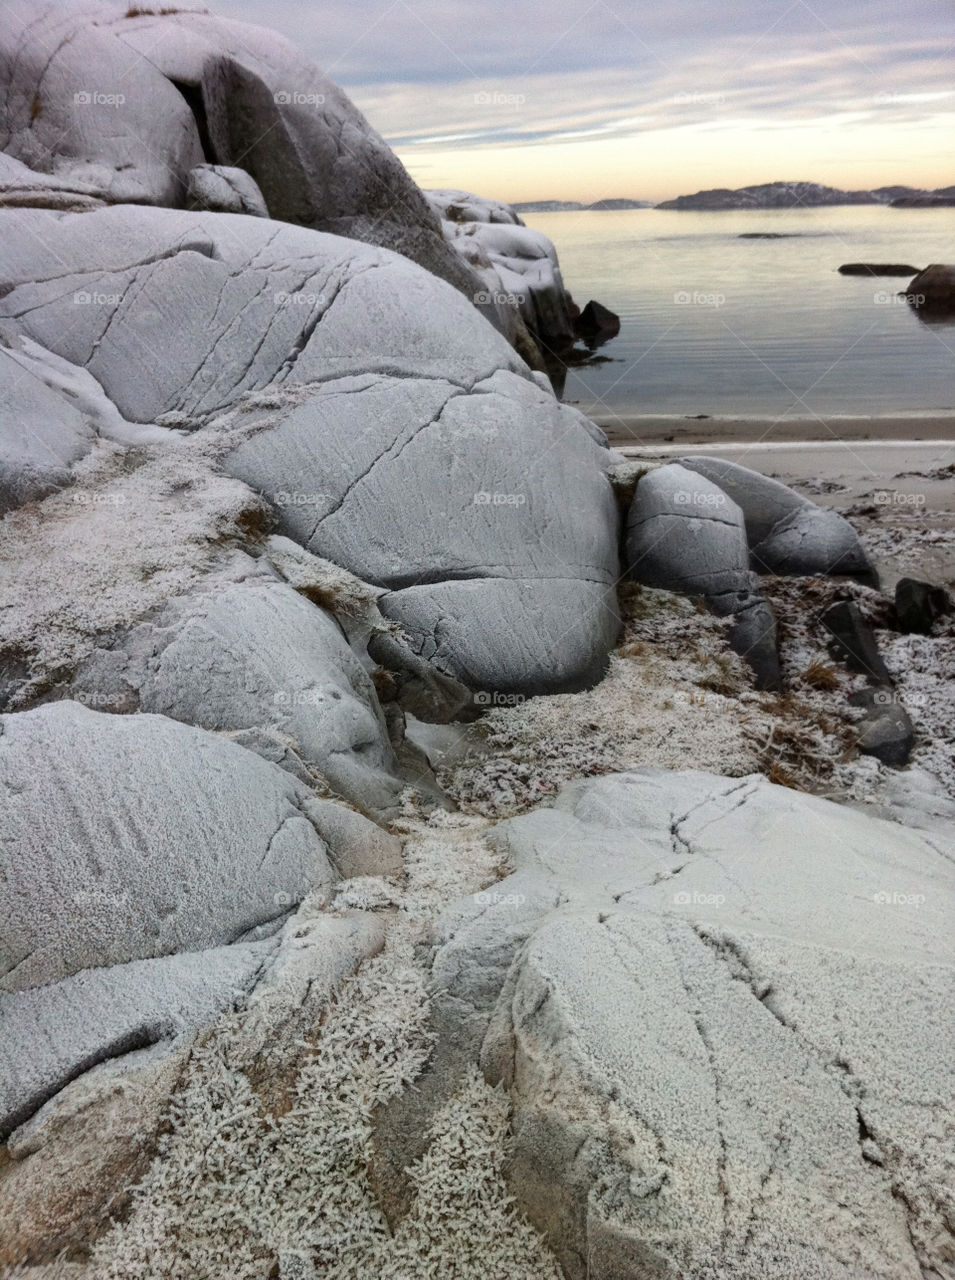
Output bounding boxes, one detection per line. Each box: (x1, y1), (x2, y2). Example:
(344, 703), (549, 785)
(821, 601), (893, 684)
(904, 264), (955, 312)
(894, 578), (950, 634)
(838, 263), (919, 276)
(575, 300), (620, 342)
(728, 598), (782, 691)
(848, 688), (915, 766)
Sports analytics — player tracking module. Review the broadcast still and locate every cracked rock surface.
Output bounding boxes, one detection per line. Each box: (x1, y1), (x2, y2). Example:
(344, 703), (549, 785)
(429, 769), (955, 1279)
(0, 205), (620, 693)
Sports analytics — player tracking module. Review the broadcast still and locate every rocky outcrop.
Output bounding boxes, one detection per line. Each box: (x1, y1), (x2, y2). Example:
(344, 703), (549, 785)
(0, 3), (494, 315)
(428, 769), (955, 1280)
(0, 699), (394, 1143)
(428, 188), (581, 354)
(0, 206), (620, 695)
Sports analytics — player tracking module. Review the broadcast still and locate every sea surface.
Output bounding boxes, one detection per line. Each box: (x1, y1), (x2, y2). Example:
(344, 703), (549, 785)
(522, 207), (955, 422)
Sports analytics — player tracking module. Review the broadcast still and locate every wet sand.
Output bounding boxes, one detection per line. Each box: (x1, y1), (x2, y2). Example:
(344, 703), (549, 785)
(593, 412), (955, 449)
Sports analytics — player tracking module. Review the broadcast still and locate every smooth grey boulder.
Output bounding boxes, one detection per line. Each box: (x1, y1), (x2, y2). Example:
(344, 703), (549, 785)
(0, 702), (336, 993)
(71, 555), (403, 817)
(186, 164), (269, 216)
(225, 368), (620, 695)
(677, 455), (872, 577)
(0, 4), (482, 301)
(626, 463), (752, 603)
(849, 687), (916, 766)
(0, 346), (94, 513)
(428, 770), (955, 1280)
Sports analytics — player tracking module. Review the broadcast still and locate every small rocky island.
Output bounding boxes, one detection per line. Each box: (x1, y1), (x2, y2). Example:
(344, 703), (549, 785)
(0, 7), (952, 1280)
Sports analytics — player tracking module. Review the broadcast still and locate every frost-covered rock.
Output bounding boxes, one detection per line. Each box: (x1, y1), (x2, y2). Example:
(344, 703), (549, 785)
(71, 554), (403, 817)
(0, 909), (385, 1253)
(444, 217), (576, 350)
(678, 455), (872, 577)
(0, 702), (337, 993)
(0, 3), (479, 299)
(0, 152), (105, 211)
(425, 190), (523, 225)
(625, 463), (754, 609)
(0, 206), (524, 421)
(429, 769), (955, 1280)
(185, 163), (268, 216)
(0, 940), (275, 1141)
(226, 367), (620, 693)
(0, 346), (94, 513)
(0, 205), (619, 695)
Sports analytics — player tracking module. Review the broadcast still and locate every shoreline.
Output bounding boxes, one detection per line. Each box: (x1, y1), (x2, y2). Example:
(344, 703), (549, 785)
(585, 411), (955, 448)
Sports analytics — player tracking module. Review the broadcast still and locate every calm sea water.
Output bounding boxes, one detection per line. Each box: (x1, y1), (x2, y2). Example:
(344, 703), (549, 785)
(523, 207), (955, 420)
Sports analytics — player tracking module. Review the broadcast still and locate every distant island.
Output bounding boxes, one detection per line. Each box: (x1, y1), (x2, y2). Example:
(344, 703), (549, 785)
(656, 180), (955, 210)
(512, 198), (653, 212)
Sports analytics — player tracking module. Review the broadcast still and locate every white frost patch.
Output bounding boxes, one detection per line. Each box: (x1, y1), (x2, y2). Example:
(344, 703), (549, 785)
(87, 806), (555, 1279)
(0, 430), (272, 705)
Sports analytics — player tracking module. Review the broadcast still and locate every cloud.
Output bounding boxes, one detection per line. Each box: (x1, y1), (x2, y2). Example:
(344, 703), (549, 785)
(210, 0), (955, 194)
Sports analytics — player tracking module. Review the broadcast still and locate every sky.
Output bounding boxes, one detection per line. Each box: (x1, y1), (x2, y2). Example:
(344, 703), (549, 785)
(215, 0), (954, 204)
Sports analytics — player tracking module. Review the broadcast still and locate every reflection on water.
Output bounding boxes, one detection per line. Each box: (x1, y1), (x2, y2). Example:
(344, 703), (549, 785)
(523, 206), (955, 418)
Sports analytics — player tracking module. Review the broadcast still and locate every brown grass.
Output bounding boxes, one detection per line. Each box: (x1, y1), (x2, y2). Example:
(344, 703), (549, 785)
(802, 658), (840, 690)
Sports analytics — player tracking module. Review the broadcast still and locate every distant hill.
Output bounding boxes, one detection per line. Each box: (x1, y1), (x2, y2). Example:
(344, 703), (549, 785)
(655, 181), (953, 211)
(512, 198), (652, 213)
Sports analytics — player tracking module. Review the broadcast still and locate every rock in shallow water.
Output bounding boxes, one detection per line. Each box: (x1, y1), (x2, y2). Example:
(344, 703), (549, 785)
(427, 769), (954, 1280)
